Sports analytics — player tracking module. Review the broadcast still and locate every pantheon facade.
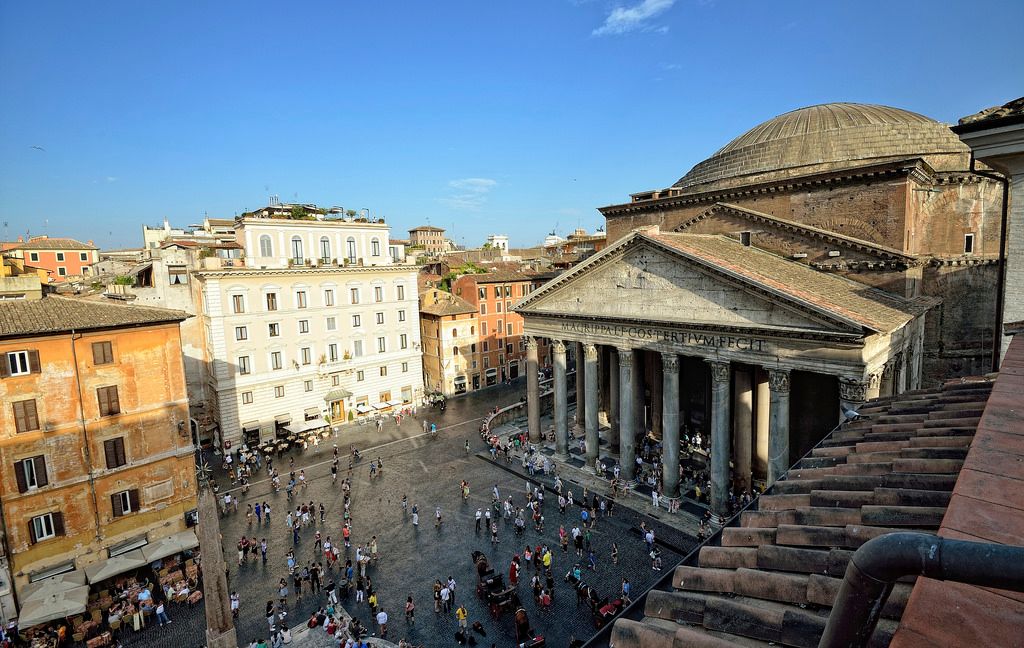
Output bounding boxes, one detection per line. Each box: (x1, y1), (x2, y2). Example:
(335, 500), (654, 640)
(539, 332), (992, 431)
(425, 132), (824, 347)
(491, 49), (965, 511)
(514, 103), (1006, 519)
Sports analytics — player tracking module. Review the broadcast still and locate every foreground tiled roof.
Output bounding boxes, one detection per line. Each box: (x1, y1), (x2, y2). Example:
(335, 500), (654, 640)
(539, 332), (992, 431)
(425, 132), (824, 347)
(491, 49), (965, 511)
(648, 233), (926, 333)
(890, 334), (1024, 647)
(613, 379), (994, 648)
(0, 296), (189, 338)
(8, 237), (97, 251)
(460, 270), (535, 284)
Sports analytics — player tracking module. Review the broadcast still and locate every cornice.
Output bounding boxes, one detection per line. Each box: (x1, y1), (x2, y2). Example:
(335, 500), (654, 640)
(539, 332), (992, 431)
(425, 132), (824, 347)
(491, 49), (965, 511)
(599, 158), (938, 217)
(194, 264), (422, 279)
(523, 311), (865, 346)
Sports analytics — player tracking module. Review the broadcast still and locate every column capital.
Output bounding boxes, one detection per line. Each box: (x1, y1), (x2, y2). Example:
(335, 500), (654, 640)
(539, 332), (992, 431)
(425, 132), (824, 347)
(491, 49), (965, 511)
(583, 343), (598, 361)
(707, 359), (730, 384)
(661, 353), (679, 373)
(867, 371), (882, 389)
(767, 367), (791, 392)
(838, 377), (867, 403)
(617, 347), (633, 367)
(552, 340), (567, 354)
(526, 337), (538, 351)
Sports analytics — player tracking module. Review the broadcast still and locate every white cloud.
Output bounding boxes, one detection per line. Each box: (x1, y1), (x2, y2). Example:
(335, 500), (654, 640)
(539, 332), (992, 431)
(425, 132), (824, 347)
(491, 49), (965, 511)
(592, 0), (675, 36)
(439, 177), (497, 211)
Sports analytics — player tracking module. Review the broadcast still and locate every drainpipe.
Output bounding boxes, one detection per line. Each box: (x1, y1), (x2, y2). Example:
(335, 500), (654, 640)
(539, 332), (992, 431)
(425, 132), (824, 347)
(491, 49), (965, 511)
(819, 532), (1024, 648)
(967, 155), (1010, 372)
(70, 331), (104, 539)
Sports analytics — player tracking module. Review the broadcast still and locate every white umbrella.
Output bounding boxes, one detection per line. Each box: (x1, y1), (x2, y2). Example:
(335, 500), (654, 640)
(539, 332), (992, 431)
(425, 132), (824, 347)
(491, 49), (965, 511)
(140, 530), (199, 563)
(18, 585), (89, 627)
(21, 570), (87, 602)
(84, 549), (147, 584)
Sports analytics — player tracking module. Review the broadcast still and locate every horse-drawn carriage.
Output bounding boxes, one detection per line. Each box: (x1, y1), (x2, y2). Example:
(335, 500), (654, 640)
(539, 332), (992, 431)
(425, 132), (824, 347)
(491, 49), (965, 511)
(566, 567), (626, 629)
(472, 551), (520, 619)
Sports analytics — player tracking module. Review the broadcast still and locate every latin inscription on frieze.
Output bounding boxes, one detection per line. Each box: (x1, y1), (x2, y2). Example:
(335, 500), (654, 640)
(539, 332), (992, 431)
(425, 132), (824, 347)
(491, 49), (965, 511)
(559, 321), (768, 353)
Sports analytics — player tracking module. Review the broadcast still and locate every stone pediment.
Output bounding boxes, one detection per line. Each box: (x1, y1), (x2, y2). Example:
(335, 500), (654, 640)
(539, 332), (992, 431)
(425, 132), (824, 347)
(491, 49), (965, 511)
(516, 234), (868, 335)
(675, 203), (918, 267)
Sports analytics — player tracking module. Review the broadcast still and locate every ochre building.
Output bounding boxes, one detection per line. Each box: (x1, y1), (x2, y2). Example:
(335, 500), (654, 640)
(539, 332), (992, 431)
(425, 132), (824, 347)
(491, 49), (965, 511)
(0, 297), (197, 605)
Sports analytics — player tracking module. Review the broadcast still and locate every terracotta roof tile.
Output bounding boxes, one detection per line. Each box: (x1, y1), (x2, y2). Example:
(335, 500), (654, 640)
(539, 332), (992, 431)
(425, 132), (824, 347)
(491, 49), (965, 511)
(7, 237), (97, 251)
(0, 295), (188, 338)
(613, 376), (1008, 648)
(646, 233), (925, 333)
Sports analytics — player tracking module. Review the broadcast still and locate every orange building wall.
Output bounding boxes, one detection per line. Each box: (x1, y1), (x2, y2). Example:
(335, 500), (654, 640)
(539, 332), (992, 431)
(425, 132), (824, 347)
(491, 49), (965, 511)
(0, 322), (196, 589)
(18, 249), (98, 282)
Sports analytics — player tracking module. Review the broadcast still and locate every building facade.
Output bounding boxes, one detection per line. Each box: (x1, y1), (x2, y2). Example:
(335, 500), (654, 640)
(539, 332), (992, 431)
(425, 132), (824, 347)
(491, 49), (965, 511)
(195, 215), (424, 448)
(598, 103), (1006, 384)
(408, 226), (447, 255)
(419, 288), (479, 396)
(3, 237), (99, 284)
(452, 271), (536, 388)
(514, 103), (988, 522)
(0, 297), (197, 605)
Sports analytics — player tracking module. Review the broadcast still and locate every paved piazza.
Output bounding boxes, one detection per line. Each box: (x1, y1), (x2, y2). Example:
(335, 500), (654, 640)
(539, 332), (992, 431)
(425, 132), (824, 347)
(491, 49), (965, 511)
(120, 383), (696, 648)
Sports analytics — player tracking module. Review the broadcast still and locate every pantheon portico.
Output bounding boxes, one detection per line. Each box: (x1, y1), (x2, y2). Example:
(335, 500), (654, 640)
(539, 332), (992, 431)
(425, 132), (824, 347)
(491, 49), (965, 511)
(515, 226), (931, 520)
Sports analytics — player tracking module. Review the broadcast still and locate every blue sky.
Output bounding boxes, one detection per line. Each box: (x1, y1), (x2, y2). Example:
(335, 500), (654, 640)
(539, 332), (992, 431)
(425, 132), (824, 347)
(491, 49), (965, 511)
(1, 0), (1022, 249)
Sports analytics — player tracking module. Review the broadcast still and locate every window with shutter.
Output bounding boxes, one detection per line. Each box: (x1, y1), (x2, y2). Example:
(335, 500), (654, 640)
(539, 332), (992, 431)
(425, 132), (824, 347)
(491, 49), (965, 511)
(104, 437), (126, 469)
(111, 493), (124, 517)
(129, 489), (140, 512)
(92, 342), (113, 365)
(15, 462), (28, 493)
(97, 386), (120, 416)
(52, 512), (64, 536)
(34, 456), (48, 487)
(13, 400), (39, 433)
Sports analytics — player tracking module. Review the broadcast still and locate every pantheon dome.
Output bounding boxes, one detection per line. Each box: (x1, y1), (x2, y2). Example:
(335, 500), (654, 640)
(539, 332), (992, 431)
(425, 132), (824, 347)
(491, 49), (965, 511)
(673, 103), (971, 194)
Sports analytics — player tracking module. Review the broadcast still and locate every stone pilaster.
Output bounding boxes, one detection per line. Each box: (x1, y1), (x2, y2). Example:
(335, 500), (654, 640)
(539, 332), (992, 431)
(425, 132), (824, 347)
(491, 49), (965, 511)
(553, 341), (569, 459)
(608, 349), (619, 450)
(526, 337), (541, 442)
(838, 377), (867, 423)
(584, 344), (600, 472)
(618, 348), (636, 480)
(767, 368), (791, 485)
(707, 359), (731, 521)
(575, 342), (586, 430)
(661, 353), (681, 498)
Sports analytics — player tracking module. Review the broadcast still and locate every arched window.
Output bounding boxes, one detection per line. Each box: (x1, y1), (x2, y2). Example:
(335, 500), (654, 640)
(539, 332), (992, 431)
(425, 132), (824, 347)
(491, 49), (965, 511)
(453, 346), (459, 356)
(259, 235), (273, 257)
(371, 238), (381, 256)
(319, 237), (331, 262)
(291, 236), (304, 262)
(346, 237), (357, 263)
(452, 328), (458, 338)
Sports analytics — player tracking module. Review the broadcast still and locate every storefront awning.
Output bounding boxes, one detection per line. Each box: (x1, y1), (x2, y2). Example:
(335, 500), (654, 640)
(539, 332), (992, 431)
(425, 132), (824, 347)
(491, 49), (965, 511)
(140, 529), (199, 563)
(275, 414), (292, 424)
(242, 420), (261, 431)
(325, 388), (352, 401)
(108, 536), (148, 557)
(284, 417), (327, 435)
(304, 407), (321, 417)
(387, 399), (404, 407)
(21, 570), (87, 602)
(355, 404), (373, 414)
(372, 402), (390, 410)
(84, 548), (147, 584)
(18, 585), (89, 628)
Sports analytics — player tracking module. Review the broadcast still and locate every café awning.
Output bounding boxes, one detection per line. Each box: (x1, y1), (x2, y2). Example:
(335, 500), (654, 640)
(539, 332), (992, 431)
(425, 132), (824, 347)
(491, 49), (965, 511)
(285, 417), (326, 435)
(18, 585), (89, 628)
(355, 404), (373, 414)
(325, 388), (352, 401)
(21, 570), (87, 602)
(84, 549), (147, 584)
(140, 529), (199, 563)
(274, 414), (292, 424)
(387, 399), (403, 407)
(372, 402), (390, 410)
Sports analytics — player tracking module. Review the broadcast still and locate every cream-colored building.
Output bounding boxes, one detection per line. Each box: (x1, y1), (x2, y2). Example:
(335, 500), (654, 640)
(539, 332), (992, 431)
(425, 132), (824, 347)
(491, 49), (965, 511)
(419, 288), (479, 396)
(195, 214), (424, 448)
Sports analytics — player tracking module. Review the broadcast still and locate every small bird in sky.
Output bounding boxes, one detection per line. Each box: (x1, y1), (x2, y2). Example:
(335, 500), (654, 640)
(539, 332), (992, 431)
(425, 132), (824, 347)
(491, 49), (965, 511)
(30, 145), (45, 152)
